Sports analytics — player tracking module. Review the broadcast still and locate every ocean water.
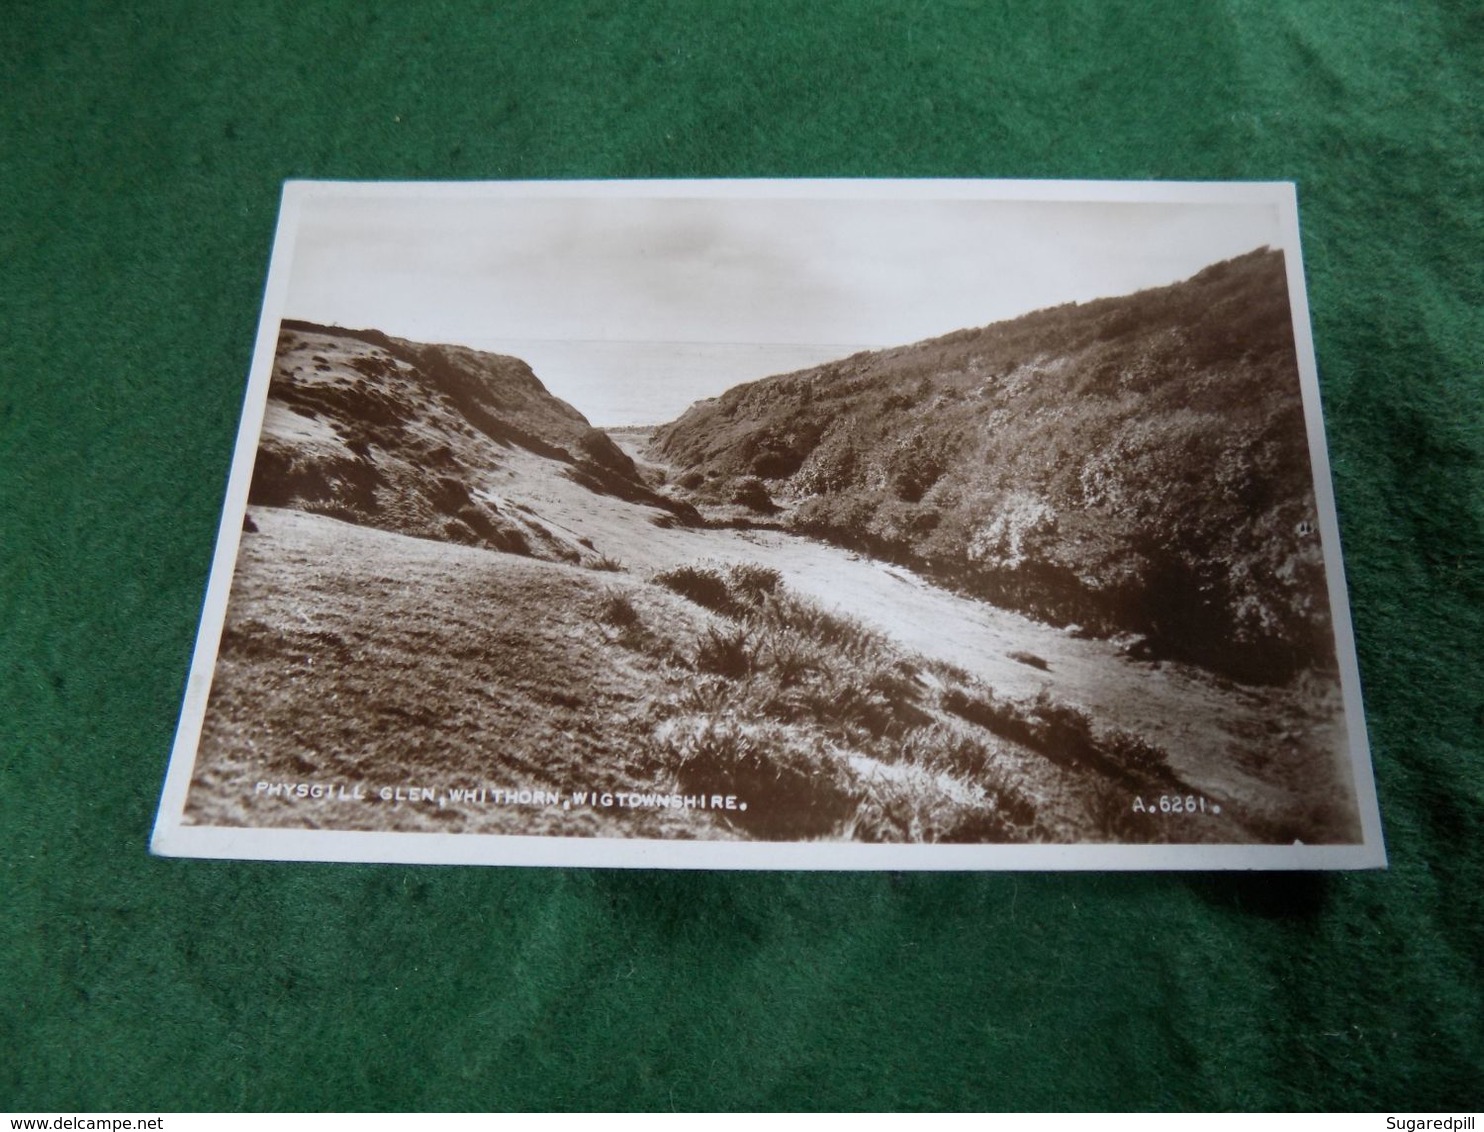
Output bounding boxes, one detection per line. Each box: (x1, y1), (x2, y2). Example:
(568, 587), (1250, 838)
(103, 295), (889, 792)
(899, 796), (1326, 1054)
(461, 338), (878, 427)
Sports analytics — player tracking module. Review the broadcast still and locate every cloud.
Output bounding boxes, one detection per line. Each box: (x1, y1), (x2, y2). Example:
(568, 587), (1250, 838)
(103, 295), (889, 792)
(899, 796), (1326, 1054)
(282, 188), (1282, 386)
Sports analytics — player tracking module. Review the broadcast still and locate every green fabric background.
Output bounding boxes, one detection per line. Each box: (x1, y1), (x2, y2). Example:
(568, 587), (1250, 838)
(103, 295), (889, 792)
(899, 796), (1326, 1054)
(3, 0), (1480, 1112)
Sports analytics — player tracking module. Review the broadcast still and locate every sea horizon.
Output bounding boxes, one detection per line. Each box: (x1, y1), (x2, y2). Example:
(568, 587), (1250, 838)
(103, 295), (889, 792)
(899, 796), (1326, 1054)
(456, 337), (882, 428)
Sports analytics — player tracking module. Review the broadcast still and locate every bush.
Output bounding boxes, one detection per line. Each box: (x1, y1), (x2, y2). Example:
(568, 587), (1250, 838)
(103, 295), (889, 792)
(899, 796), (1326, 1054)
(922, 657), (973, 685)
(1023, 689), (1097, 763)
(695, 624), (753, 678)
(599, 593), (640, 629)
(897, 723), (993, 778)
(757, 627), (820, 688)
(659, 717), (861, 840)
(823, 682), (899, 740)
(731, 476), (778, 512)
(670, 676), (736, 716)
(844, 761), (1034, 844)
(941, 685), (1098, 765)
(654, 565), (735, 615)
(728, 563), (783, 603)
(587, 554), (625, 572)
(1099, 728), (1170, 778)
(759, 595), (882, 661)
(941, 686), (1023, 740)
(1007, 649), (1050, 671)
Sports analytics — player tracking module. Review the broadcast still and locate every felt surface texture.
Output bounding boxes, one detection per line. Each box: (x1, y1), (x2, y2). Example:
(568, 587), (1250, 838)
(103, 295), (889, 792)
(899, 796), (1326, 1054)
(2, 0), (1480, 1113)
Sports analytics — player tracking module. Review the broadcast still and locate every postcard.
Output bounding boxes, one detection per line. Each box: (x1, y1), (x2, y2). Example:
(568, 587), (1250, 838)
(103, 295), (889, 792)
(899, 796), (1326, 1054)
(151, 179), (1385, 869)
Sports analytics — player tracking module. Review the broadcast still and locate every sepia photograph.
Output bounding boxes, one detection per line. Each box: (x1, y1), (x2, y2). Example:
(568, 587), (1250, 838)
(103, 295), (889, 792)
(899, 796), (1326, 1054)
(152, 179), (1384, 868)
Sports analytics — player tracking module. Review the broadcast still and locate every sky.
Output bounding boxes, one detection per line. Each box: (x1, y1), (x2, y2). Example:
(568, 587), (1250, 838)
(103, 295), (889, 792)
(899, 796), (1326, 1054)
(281, 188), (1283, 425)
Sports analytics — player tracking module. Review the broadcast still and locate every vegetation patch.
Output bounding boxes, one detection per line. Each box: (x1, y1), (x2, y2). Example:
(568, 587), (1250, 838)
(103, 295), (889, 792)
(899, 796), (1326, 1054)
(657, 716), (862, 840)
(1008, 649), (1050, 671)
(626, 559), (1216, 843)
(653, 564), (737, 616)
(598, 592), (641, 629)
(650, 249), (1334, 684)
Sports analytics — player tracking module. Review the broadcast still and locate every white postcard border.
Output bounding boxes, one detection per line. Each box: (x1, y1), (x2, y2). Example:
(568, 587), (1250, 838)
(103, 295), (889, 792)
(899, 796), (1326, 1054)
(151, 178), (1386, 871)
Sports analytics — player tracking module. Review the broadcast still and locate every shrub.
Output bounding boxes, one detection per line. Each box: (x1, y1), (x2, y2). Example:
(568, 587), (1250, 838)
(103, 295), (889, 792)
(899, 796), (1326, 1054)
(845, 765), (1032, 844)
(868, 660), (920, 702)
(695, 624), (753, 678)
(659, 717), (860, 840)
(1099, 728), (1170, 778)
(1023, 689), (1097, 763)
(727, 563), (783, 603)
(757, 627), (820, 688)
(984, 784), (1038, 832)
(599, 593), (640, 629)
(731, 476), (778, 512)
(587, 554), (625, 572)
(941, 686), (1025, 742)
(932, 804), (1022, 844)
(1007, 649), (1050, 671)
(824, 682), (899, 740)
(671, 676), (736, 715)
(654, 565), (735, 615)
(816, 610), (879, 657)
(922, 658), (974, 685)
(760, 595), (882, 661)
(941, 685), (1098, 765)
(834, 663), (928, 739)
(897, 723), (993, 778)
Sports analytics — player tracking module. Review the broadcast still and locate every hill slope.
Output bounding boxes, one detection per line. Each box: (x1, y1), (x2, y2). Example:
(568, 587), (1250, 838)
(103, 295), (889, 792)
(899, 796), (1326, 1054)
(248, 320), (695, 563)
(193, 507), (1327, 843)
(650, 249), (1333, 684)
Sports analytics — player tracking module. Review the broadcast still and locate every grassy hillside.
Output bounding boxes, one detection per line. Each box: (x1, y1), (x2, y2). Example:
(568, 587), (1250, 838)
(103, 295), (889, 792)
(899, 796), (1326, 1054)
(191, 508), (1320, 844)
(650, 249), (1333, 684)
(249, 320), (696, 563)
